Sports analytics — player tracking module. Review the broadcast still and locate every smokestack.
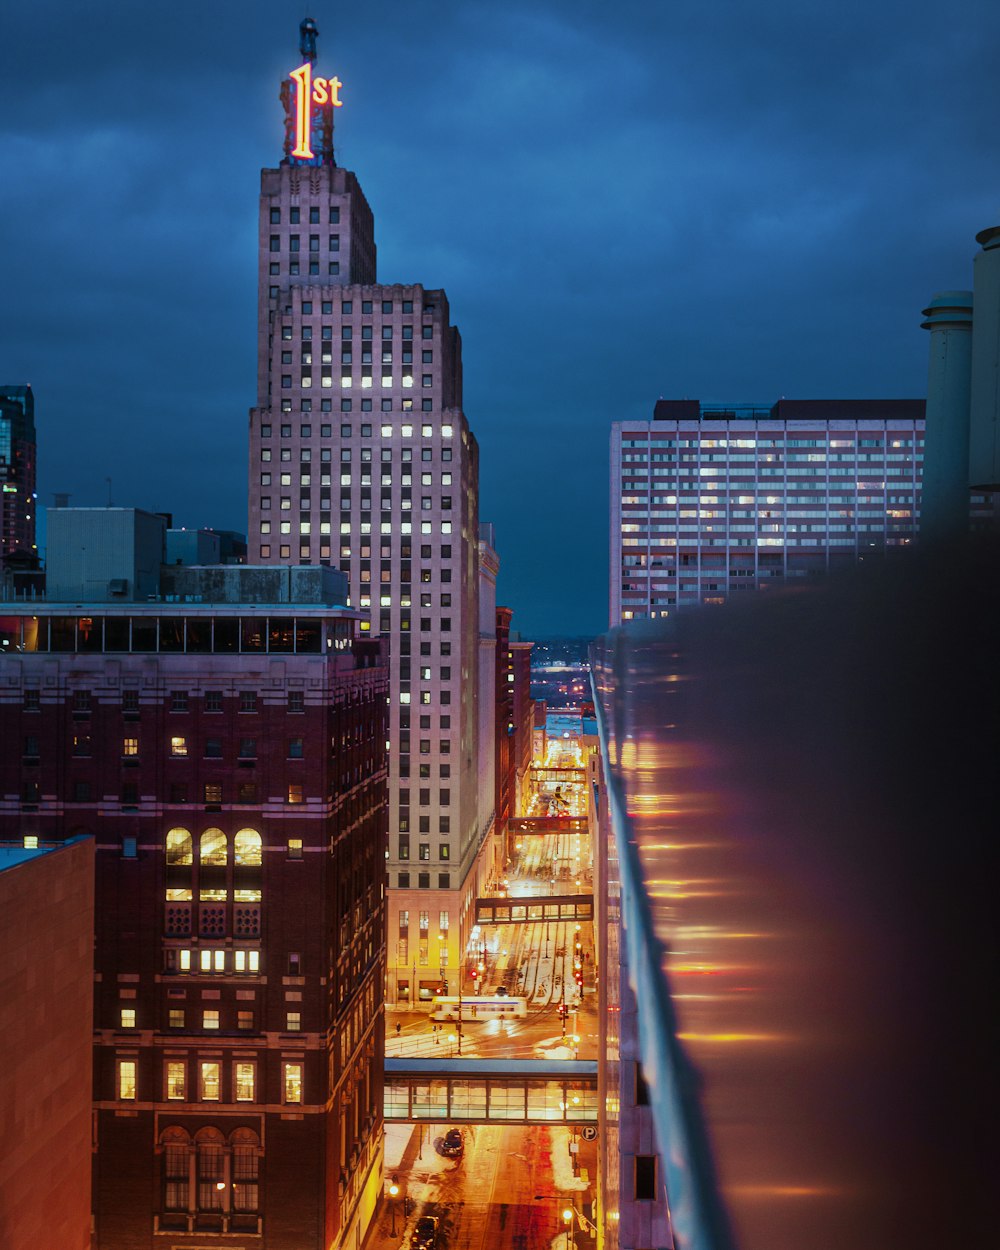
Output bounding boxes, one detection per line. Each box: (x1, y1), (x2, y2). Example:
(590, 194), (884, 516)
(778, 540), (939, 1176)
(920, 290), (973, 541)
(969, 224), (1000, 490)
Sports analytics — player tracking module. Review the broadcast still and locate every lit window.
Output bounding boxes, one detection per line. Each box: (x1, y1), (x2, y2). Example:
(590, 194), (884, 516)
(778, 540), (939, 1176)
(166, 1061), (186, 1100)
(203, 1009), (220, 1030)
(170, 736), (187, 757)
(168, 1008), (184, 1029)
(122, 737), (139, 757)
(120, 1007), (136, 1029)
(286, 1012), (301, 1032)
(234, 828), (262, 865)
(165, 830), (192, 870)
(288, 838), (303, 860)
(235, 1062), (255, 1102)
(442, 424), (453, 438)
(283, 1062), (303, 1104)
(287, 784), (304, 804)
(179, 949), (191, 971)
(118, 1060), (137, 1101)
(200, 828), (227, 865)
(200, 1061), (221, 1101)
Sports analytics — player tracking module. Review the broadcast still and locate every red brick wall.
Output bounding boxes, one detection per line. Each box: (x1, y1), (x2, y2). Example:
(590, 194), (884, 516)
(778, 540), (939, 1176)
(0, 838), (94, 1250)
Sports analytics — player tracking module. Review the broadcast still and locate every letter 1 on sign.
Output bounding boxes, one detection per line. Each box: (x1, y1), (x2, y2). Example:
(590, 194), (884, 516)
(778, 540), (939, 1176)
(290, 63), (314, 159)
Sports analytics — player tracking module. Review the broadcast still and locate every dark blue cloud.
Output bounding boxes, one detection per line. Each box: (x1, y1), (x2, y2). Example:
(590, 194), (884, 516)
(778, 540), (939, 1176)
(1, 0), (998, 635)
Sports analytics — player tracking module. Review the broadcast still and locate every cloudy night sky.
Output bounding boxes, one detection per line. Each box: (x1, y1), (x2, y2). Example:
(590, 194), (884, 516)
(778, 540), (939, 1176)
(1, 0), (997, 636)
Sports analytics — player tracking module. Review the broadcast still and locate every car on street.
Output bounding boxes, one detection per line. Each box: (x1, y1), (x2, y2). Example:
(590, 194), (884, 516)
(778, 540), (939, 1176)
(411, 1214), (438, 1248)
(495, 985), (509, 996)
(441, 1128), (464, 1156)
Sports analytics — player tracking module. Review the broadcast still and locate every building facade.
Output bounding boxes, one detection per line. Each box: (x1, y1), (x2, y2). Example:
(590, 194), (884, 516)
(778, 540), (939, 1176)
(0, 384), (37, 571)
(0, 837), (94, 1250)
(610, 398), (930, 625)
(0, 556), (388, 1250)
(246, 28), (486, 995)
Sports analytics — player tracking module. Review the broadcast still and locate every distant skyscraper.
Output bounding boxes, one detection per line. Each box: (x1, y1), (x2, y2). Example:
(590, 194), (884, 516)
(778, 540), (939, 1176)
(610, 398), (929, 626)
(247, 24), (488, 998)
(0, 384), (37, 569)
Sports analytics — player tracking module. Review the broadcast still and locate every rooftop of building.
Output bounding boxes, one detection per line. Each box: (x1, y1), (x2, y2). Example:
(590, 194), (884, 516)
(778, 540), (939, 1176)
(0, 835), (91, 873)
(644, 397), (926, 423)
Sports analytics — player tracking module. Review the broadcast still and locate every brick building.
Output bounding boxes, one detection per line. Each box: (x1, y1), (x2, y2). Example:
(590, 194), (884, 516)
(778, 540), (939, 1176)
(0, 552), (388, 1250)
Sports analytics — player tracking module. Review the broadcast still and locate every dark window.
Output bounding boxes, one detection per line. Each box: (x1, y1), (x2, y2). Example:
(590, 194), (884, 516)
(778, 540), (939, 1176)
(288, 738), (304, 759)
(238, 739), (257, 759)
(169, 783), (188, 804)
(398, 872), (410, 888)
(170, 691), (188, 712)
(635, 1063), (650, 1106)
(635, 1155), (657, 1201)
(205, 739), (223, 758)
(72, 781), (91, 802)
(23, 689), (40, 711)
(418, 872), (430, 889)
(204, 690), (223, 712)
(237, 782), (258, 803)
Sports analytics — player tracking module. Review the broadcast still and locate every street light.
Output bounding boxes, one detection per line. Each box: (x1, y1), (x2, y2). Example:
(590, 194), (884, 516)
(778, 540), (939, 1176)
(388, 1176), (399, 1236)
(562, 1207), (575, 1250)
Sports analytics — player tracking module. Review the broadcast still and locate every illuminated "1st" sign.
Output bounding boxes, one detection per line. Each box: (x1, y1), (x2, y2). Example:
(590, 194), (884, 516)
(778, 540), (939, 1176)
(290, 62), (343, 161)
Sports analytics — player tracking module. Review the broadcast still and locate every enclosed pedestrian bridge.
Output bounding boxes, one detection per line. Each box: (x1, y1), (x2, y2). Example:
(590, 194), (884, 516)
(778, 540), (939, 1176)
(508, 816), (587, 834)
(384, 1058), (597, 1125)
(474, 894), (594, 925)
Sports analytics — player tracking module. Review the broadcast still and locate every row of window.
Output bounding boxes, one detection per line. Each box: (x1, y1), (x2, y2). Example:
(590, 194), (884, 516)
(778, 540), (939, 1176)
(396, 872), (450, 889)
(17, 689), (309, 713)
(4, 617), (348, 656)
(117, 1057), (302, 1104)
(397, 839), (450, 860)
(20, 781), (308, 806)
(269, 206), (341, 224)
(264, 395), (439, 416)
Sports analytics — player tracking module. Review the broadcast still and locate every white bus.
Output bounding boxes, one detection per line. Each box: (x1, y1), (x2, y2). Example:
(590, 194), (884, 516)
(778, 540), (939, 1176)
(430, 995), (528, 1021)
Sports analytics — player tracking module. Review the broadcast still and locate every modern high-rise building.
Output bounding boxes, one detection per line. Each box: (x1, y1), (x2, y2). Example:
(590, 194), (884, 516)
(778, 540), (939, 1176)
(0, 384), (37, 570)
(247, 22), (488, 995)
(610, 398), (928, 625)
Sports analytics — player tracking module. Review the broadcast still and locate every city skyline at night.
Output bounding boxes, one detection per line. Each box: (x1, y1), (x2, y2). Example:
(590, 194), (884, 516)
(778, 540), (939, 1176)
(2, 0), (998, 633)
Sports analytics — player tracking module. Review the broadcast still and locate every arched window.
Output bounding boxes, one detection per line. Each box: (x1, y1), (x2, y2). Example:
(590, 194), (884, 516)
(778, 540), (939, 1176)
(230, 1128), (261, 1218)
(165, 828), (192, 866)
(159, 1127), (191, 1216)
(234, 828), (262, 866)
(200, 829), (227, 866)
(195, 1127), (226, 1216)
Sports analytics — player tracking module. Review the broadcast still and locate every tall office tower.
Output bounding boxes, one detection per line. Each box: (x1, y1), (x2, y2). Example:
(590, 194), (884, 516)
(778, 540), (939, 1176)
(0, 514), (388, 1250)
(248, 22), (484, 997)
(0, 384), (37, 570)
(610, 398), (931, 626)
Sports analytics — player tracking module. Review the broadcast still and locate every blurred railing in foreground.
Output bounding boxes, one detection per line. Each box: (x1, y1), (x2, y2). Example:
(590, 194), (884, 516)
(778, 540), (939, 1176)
(591, 541), (998, 1250)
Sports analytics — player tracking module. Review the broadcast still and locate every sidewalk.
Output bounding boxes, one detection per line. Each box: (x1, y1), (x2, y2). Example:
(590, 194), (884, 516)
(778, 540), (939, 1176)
(362, 1123), (420, 1250)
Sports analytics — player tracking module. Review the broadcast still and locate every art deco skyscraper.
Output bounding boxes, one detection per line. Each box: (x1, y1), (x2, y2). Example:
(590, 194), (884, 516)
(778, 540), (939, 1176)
(248, 22), (490, 996)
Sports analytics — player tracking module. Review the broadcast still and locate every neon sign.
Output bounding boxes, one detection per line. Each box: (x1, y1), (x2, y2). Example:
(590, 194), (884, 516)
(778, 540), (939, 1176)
(289, 62), (343, 161)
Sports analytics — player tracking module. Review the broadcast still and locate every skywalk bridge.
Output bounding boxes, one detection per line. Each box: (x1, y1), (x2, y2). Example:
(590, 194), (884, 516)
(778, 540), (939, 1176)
(508, 816), (588, 834)
(384, 1058), (598, 1125)
(474, 893), (594, 925)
